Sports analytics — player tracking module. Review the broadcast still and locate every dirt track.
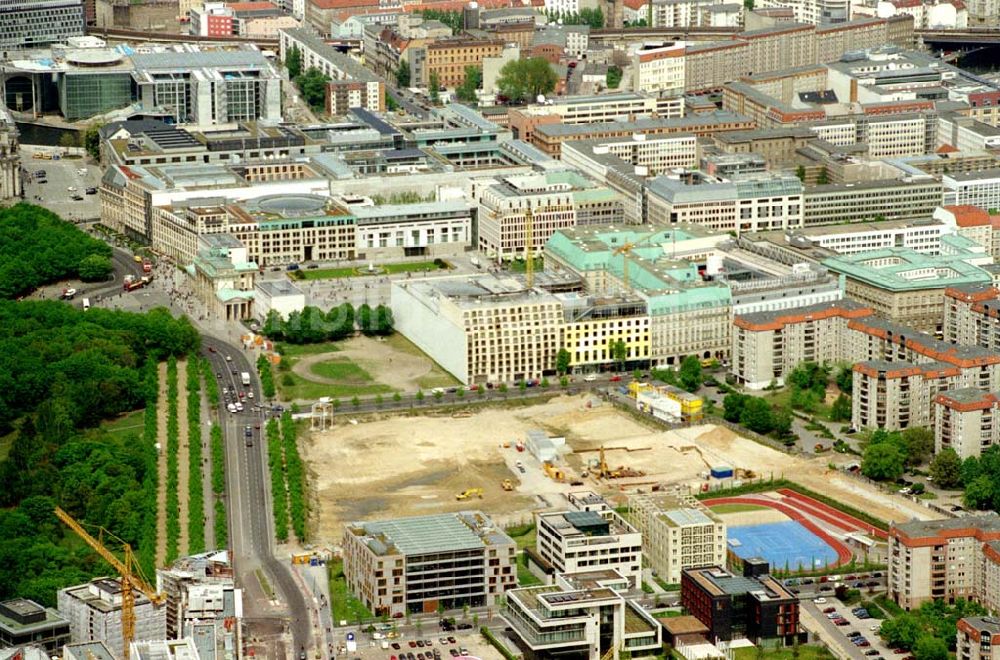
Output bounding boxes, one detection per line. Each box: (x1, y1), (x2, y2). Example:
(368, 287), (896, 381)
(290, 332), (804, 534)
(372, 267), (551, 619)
(177, 360), (190, 556)
(155, 362), (168, 567)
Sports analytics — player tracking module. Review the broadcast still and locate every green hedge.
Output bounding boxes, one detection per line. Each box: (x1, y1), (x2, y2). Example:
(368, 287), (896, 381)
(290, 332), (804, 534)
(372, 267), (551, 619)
(202, 358), (219, 408)
(187, 360), (205, 554)
(258, 354), (276, 399)
(209, 423), (227, 548)
(165, 357), (180, 562)
(480, 627), (517, 660)
(266, 418), (289, 542)
(281, 412), (307, 541)
(697, 477), (889, 532)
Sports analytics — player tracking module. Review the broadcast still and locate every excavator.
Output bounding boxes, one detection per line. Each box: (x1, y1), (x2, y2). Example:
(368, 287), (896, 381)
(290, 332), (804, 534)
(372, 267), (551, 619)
(456, 488), (484, 501)
(596, 446), (646, 479)
(501, 479), (514, 491)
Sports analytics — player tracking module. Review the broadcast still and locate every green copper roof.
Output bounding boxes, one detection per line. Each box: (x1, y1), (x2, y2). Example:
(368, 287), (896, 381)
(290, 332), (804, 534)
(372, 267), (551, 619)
(822, 247), (991, 291)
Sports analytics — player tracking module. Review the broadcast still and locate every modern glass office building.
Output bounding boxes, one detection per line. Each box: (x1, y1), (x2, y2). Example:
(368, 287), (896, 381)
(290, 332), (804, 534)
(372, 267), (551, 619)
(58, 72), (134, 120)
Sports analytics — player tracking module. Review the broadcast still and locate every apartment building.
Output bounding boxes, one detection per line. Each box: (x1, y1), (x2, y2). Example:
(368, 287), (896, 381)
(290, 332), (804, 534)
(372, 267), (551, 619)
(802, 178), (945, 227)
(649, 0), (716, 26)
(391, 274), (566, 384)
(957, 617), (1000, 660)
(131, 46), (282, 125)
(424, 37), (503, 88)
(342, 511), (516, 617)
(278, 28), (384, 115)
(754, 0), (848, 23)
(0, 0), (83, 49)
(682, 562), (800, 645)
(562, 296), (653, 369)
(535, 509), (643, 588)
(503, 571), (662, 660)
(528, 113), (754, 158)
(731, 299), (873, 389)
(0, 599), (70, 653)
(631, 41), (685, 96)
(943, 283), (1000, 349)
(628, 494), (726, 584)
(933, 389), (1000, 459)
(942, 169), (1000, 212)
(852, 360), (960, 431)
(646, 173), (804, 234)
(471, 169), (624, 261)
(57, 579), (167, 660)
(822, 247), (993, 333)
(888, 517), (1000, 610)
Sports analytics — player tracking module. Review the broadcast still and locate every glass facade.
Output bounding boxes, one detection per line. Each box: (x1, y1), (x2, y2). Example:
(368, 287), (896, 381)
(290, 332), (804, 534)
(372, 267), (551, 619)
(58, 72), (134, 121)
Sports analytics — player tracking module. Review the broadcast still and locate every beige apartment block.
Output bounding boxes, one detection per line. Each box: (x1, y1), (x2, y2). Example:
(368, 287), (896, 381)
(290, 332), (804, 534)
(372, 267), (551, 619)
(852, 360), (960, 431)
(958, 617), (1000, 660)
(934, 389), (1000, 459)
(944, 283), (1000, 348)
(627, 493), (726, 584)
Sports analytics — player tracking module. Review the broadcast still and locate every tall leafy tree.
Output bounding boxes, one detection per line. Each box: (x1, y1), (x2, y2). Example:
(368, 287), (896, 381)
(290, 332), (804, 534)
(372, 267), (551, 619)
(929, 447), (961, 489)
(294, 67), (330, 111)
(396, 60), (411, 87)
(429, 72), (441, 105)
(456, 66), (482, 102)
(286, 44), (302, 79)
(497, 57), (558, 103)
(678, 355), (702, 393)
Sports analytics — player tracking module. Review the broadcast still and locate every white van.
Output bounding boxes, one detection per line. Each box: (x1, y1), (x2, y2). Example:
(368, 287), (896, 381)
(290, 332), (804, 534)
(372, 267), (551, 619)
(227, 403), (237, 413)
(82, 298), (91, 311)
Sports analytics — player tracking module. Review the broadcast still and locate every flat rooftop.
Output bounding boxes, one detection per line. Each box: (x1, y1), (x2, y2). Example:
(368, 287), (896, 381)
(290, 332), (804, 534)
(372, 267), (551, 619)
(822, 247), (992, 291)
(893, 514), (1000, 539)
(349, 511), (513, 556)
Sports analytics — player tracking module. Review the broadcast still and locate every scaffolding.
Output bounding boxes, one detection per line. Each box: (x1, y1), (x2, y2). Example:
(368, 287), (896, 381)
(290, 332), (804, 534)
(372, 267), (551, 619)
(311, 400), (334, 430)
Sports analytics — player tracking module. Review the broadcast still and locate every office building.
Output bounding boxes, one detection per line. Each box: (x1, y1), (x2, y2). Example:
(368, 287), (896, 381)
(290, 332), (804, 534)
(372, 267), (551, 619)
(943, 170), (1000, 212)
(0, 0), (83, 49)
(391, 274), (567, 384)
(63, 642), (117, 660)
(535, 509), (643, 589)
(732, 300), (873, 389)
(763, 219), (952, 259)
(57, 578), (166, 660)
(682, 563), (800, 645)
(131, 45), (282, 125)
(155, 551), (238, 642)
(130, 639), (201, 660)
(471, 169), (624, 261)
(888, 516), (1000, 610)
(342, 511), (516, 617)
(823, 246), (993, 333)
(802, 178), (944, 227)
(503, 570), (662, 660)
(631, 41), (685, 96)
(646, 173), (804, 235)
(508, 93), (684, 145)
(0, 600), (70, 654)
(627, 493), (726, 584)
(423, 37), (503, 88)
(933, 389), (1000, 459)
(279, 28), (384, 115)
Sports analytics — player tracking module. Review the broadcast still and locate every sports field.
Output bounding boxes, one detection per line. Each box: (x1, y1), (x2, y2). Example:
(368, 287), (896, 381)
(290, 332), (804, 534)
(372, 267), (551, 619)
(728, 520), (838, 571)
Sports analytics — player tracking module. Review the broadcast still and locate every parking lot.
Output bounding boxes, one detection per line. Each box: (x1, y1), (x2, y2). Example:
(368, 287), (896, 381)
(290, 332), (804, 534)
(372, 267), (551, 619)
(21, 146), (102, 222)
(802, 596), (895, 660)
(330, 623), (507, 660)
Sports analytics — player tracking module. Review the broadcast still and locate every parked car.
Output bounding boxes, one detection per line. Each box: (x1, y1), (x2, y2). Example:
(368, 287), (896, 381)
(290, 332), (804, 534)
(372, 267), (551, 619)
(813, 597), (827, 604)
(823, 607), (836, 614)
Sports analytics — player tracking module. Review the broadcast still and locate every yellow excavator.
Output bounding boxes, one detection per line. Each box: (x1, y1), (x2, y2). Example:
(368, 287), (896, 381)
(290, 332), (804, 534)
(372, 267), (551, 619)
(456, 488), (484, 501)
(543, 462), (565, 482)
(501, 479), (514, 491)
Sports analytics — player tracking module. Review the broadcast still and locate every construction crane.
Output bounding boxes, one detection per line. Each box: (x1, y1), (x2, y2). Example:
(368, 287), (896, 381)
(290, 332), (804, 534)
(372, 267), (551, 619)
(54, 507), (165, 660)
(610, 228), (665, 292)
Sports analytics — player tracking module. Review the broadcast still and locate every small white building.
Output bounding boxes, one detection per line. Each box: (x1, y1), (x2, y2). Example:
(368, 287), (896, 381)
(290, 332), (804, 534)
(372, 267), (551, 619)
(535, 508), (644, 588)
(256, 279), (306, 321)
(525, 429), (566, 463)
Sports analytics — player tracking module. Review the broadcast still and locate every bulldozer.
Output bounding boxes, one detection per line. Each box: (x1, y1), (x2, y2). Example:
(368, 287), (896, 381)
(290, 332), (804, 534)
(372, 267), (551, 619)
(501, 479), (514, 491)
(543, 462), (565, 482)
(456, 488), (484, 501)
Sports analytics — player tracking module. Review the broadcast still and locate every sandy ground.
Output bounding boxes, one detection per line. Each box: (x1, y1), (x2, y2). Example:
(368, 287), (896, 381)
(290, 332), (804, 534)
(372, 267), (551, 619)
(155, 362), (168, 567)
(305, 394), (939, 547)
(714, 509), (790, 527)
(177, 360), (190, 556)
(291, 336), (451, 393)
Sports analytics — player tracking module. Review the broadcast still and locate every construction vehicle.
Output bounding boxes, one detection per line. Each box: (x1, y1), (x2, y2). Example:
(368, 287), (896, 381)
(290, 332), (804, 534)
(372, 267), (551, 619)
(54, 507), (165, 660)
(543, 462), (565, 482)
(501, 479), (514, 491)
(596, 446), (646, 480)
(456, 488), (484, 501)
(515, 441), (525, 452)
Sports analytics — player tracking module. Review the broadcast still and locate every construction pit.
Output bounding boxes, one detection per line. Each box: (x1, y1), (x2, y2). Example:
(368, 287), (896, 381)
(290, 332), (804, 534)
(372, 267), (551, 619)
(303, 393), (938, 546)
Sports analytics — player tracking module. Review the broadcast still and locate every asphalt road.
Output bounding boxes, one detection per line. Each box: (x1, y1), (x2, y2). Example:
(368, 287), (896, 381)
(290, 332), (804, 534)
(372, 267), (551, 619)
(202, 335), (312, 659)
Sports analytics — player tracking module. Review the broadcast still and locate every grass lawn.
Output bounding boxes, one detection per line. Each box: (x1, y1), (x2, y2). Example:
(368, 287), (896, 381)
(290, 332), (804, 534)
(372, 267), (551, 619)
(0, 429), (14, 462)
(709, 503), (769, 514)
(763, 387), (833, 419)
(329, 558), (374, 623)
(383, 261), (449, 274)
(517, 559), (542, 586)
(100, 409), (146, 438)
(734, 646), (836, 660)
(280, 357), (392, 400)
(295, 260), (448, 280)
(507, 525), (537, 552)
(296, 267), (359, 280)
(384, 334), (460, 388)
(276, 342), (342, 359)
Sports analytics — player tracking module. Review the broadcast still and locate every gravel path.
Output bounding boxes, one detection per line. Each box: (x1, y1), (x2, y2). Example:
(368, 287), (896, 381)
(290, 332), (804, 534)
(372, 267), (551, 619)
(155, 362), (168, 567)
(177, 359), (190, 556)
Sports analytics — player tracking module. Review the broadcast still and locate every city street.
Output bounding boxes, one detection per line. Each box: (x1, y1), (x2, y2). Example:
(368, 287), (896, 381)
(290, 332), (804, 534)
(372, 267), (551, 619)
(20, 146), (102, 222)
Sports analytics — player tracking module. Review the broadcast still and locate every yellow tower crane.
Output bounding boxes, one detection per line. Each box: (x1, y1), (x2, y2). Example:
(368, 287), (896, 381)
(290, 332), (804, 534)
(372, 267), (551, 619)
(610, 228), (667, 292)
(54, 507), (166, 660)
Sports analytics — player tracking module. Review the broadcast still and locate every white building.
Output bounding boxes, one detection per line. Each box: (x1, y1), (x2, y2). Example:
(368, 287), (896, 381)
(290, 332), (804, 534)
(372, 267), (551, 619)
(753, 0), (850, 23)
(535, 509), (643, 588)
(943, 169), (1000, 211)
(57, 579), (166, 660)
(631, 41), (686, 96)
(650, 0), (715, 27)
(781, 218), (953, 255)
(627, 493), (726, 584)
(255, 279), (307, 321)
(131, 638), (201, 660)
(503, 571), (662, 660)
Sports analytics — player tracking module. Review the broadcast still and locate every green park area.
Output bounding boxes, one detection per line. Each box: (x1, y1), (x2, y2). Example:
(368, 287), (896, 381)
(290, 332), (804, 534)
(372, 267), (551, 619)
(329, 558), (373, 623)
(708, 503), (768, 514)
(734, 646), (836, 660)
(295, 260), (450, 280)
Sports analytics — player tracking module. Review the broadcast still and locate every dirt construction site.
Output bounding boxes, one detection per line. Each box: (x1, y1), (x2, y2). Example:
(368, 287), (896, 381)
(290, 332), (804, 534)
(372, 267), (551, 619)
(303, 394), (938, 545)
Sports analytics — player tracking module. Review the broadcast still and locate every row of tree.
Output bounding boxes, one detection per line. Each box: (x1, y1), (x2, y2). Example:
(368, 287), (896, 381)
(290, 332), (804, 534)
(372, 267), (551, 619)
(542, 7), (604, 27)
(861, 427), (935, 482)
(879, 599), (984, 658)
(266, 418), (290, 542)
(257, 354), (276, 398)
(281, 412), (307, 542)
(723, 392), (793, 437)
(0, 204), (114, 299)
(138, 361), (161, 578)
(262, 303), (393, 344)
(187, 360), (205, 555)
(210, 424), (228, 548)
(285, 45), (330, 112)
(165, 358), (181, 563)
